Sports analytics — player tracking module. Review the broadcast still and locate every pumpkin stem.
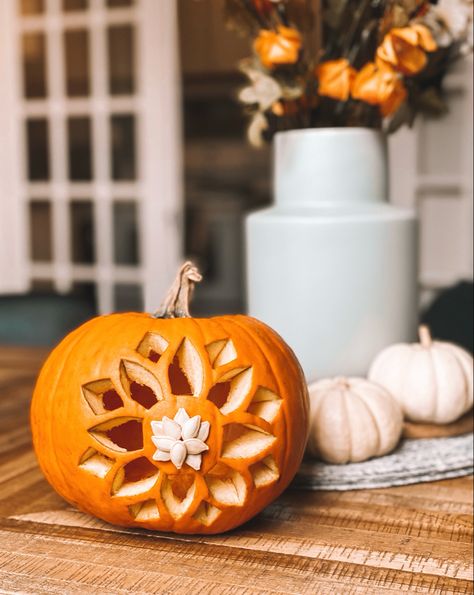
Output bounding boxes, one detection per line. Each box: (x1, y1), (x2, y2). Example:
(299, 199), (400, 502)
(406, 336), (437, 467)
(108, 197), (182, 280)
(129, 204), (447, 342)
(154, 262), (202, 319)
(418, 325), (432, 348)
(335, 377), (350, 389)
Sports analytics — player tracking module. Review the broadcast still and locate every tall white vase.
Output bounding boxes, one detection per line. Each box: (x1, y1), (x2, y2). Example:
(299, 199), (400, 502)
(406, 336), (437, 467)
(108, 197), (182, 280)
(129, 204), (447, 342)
(246, 128), (418, 381)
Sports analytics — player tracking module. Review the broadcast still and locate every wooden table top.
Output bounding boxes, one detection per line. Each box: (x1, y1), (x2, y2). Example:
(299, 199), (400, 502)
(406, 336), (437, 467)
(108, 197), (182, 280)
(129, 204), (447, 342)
(0, 345), (472, 594)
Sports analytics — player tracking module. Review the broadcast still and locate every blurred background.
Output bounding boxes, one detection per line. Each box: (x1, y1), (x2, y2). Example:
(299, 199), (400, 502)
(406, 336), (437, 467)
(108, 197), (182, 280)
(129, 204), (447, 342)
(0, 0), (472, 350)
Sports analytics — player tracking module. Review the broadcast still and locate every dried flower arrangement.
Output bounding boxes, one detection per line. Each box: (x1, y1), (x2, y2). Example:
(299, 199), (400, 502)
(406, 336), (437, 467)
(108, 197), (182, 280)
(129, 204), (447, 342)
(225, 0), (473, 145)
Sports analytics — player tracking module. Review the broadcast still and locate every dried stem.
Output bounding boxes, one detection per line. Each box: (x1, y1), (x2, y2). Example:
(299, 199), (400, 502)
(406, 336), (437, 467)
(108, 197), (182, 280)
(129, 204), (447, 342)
(314, 0), (322, 65)
(154, 262), (203, 319)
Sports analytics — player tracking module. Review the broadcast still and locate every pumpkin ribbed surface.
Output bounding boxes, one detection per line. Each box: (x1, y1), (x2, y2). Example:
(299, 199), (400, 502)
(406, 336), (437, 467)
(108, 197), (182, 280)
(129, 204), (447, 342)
(369, 326), (474, 424)
(31, 313), (308, 534)
(307, 377), (403, 464)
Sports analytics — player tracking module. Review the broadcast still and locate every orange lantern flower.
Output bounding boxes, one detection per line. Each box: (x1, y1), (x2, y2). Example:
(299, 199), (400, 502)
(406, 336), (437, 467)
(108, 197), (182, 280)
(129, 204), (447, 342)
(317, 59), (357, 101)
(271, 100), (300, 117)
(377, 24), (437, 76)
(352, 62), (408, 117)
(254, 26), (302, 69)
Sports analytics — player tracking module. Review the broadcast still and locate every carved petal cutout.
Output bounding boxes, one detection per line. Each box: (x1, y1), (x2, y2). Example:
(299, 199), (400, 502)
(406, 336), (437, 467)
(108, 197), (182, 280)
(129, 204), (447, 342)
(205, 464), (247, 506)
(250, 455), (280, 488)
(219, 368), (253, 415)
(112, 457), (159, 497)
(247, 387), (282, 423)
(169, 339), (203, 397)
(88, 417), (143, 452)
(79, 448), (115, 478)
(82, 379), (124, 415)
(214, 340), (237, 367)
(206, 339), (237, 368)
(217, 366), (248, 382)
(192, 501), (222, 526)
(221, 424), (276, 460)
(160, 474), (196, 519)
(120, 360), (162, 409)
(129, 499), (160, 521)
(136, 332), (169, 363)
(207, 382), (231, 409)
(205, 340), (226, 367)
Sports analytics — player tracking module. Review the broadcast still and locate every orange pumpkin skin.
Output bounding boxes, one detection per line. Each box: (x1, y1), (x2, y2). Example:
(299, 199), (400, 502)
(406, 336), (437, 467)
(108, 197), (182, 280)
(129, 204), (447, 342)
(31, 312), (308, 534)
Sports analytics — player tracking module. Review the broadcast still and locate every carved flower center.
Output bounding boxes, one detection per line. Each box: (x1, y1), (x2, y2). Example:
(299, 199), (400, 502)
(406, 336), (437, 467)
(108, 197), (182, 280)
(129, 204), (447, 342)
(151, 407), (210, 471)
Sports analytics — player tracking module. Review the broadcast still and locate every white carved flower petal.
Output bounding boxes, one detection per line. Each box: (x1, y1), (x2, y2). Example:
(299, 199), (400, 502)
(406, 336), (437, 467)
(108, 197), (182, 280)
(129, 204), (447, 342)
(162, 417), (182, 440)
(197, 421), (210, 442)
(174, 408), (189, 428)
(150, 420), (164, 436)
(184, 438), (209, 455)
(181, 415), (201, 440)
(151, 436), (176, 452)
(170, 441), (187, 469)
(152, 449), (171, 462)
(185, 454), (202, 471)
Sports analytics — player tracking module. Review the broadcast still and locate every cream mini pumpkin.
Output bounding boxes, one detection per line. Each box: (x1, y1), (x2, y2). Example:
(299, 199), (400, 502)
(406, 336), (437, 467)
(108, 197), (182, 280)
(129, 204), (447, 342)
(307, 377), (403, 464)
(369, 326), (473, 424)
(31, 263), (309, 535)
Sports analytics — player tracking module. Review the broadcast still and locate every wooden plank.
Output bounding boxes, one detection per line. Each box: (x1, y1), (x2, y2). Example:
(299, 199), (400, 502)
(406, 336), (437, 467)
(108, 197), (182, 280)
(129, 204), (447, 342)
(8, 499), (472, 579)
(0, 522), (472, 595)
(0, 346), (48, 368)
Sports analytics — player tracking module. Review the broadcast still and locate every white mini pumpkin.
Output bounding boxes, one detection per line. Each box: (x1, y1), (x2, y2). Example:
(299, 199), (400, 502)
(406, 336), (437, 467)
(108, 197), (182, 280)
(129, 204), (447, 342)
(369, 326), (473, 424)
(307, 377), (403, 464)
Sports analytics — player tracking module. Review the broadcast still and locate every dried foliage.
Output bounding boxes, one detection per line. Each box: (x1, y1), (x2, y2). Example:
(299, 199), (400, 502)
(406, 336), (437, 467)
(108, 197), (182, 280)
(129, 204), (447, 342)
(225, 0), (473, 145)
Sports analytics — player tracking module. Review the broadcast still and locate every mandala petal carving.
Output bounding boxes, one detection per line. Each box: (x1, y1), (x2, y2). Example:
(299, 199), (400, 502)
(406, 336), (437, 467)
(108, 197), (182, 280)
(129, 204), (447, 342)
(82, 379), (123, 415)
(205, 464), (247, 507)
(88, 417), (143, 453)
(160, 474), (197, 519)
(136, 332), (169, 363)
(111, 457), (159, 497)
(78, 448), (115, 479)
(221, 423), (276, 460)
(247, 387), (282, 423)
(120, 359), (162, 409)
(129, 499), (160, 521)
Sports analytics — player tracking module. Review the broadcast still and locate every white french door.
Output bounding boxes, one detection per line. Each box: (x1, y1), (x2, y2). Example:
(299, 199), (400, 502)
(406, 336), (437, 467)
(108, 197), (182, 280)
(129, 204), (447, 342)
(0, 0), (182, 313)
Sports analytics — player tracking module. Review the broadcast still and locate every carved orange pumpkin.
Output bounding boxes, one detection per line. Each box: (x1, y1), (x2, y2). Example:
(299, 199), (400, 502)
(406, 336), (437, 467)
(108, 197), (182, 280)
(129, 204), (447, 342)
(31, 263), (309, 534)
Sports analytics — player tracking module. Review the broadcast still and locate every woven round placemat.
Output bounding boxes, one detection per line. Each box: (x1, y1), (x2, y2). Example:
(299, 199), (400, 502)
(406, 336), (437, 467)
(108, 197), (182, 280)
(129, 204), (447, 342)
(293, 433), (473, 491)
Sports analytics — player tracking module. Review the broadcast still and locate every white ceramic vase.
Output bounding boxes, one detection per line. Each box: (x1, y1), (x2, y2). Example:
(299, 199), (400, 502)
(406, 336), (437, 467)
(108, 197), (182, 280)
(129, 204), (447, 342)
(246, 128), (418, 381)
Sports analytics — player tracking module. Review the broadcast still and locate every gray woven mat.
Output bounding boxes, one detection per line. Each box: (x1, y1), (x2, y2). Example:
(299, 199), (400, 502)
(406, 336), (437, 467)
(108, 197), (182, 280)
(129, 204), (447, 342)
(293, 433), (473, 491)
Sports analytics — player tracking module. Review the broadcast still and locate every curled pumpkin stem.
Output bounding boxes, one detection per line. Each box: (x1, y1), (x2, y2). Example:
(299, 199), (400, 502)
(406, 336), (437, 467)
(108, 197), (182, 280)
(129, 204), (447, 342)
(418, 325), (432, 348)
(154, 262), (203, 319)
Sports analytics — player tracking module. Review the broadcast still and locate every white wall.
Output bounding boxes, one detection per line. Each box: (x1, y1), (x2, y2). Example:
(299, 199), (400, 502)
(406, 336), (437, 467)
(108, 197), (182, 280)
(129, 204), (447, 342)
(389, 57), (473, 306)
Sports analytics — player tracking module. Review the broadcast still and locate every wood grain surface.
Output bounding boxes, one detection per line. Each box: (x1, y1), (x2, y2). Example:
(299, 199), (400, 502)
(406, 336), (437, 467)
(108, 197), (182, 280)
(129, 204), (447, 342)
(0, 345), (472, 594)
(403, 411), (474, 440)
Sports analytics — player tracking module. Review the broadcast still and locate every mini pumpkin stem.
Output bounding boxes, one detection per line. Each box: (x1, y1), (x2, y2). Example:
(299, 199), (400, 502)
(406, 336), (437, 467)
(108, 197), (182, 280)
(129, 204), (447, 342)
(154, 262), (203, 319)
(418, 325), (432, 348)
(335, 377), (350, 389)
